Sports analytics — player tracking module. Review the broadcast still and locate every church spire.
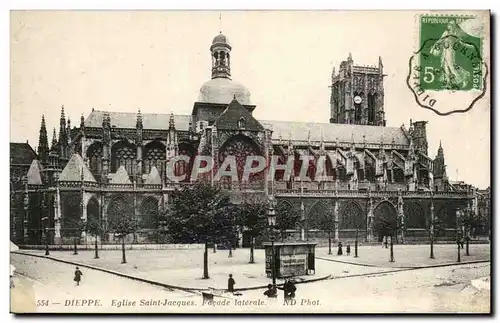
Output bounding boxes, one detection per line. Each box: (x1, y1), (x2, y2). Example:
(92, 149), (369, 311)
(37, 115), (49, 164)
(51, 127), (57, 150)
(434, 140), (447, 179)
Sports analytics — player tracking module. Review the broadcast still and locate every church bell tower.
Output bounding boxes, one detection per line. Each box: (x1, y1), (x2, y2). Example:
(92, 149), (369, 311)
(329, 54), (386, 126)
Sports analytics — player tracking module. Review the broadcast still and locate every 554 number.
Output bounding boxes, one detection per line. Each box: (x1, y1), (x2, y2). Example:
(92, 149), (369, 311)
(36, 300), (49, 307)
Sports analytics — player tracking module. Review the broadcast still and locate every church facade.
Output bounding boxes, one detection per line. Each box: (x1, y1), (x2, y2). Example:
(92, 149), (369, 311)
(10, 33), (478, 246)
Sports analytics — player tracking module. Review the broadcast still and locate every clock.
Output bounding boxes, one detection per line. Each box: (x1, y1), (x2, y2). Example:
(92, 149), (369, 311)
(354, 96), (363, 104)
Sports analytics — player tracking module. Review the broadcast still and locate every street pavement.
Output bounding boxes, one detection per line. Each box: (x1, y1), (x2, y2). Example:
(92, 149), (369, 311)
(317, 243), (490, 268)
(11, 244), (491, 313)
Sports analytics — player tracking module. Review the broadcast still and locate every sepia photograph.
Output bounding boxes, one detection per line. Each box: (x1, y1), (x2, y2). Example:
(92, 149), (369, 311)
(9, 10), (491, 314)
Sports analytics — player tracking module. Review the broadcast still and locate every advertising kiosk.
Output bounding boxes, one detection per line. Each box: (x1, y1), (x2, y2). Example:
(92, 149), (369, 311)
(263, 242), (317, 278)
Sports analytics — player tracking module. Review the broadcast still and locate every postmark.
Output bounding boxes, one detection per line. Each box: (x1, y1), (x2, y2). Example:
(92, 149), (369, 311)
(407, 14), (488, 115)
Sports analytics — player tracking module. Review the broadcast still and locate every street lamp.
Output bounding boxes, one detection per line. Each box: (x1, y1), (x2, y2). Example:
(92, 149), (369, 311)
(267, 202), (277, 287)
(354, 227), (359, 258)
(42, 217), (49, 255)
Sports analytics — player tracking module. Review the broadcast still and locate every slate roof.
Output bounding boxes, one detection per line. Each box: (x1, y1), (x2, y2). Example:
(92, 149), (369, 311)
(262, 120), (409, 145)
(144, 166), (162, 185)
(109, 166), (132, 184)
(214, 99), (264, 131)
(10, 143), (37, 165)
(59, 154), (96, 182)
(84, 110), (191, 131)
(27, 160), (43, 185)
(82, 109), (409, 146)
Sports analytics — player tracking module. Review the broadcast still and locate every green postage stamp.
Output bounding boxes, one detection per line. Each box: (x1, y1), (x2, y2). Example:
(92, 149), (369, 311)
(407, 13), (489, 115)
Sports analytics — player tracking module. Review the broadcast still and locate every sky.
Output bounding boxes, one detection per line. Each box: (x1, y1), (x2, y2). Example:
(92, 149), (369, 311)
(9, 10), (491, 188)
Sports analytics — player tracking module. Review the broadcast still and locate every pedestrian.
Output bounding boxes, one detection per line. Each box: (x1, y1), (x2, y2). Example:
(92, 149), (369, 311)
(227, 274), (235, 293)
(263, 284), (277, 298)
(10, 264), (15, 288)
(74, 266), (83, 286)
(278, 279), (290, 298)
(384, 236), (388, 248)
(337, 242), (343, 256)
(287, 280), (297, 298)
(346, 244), (351, 256)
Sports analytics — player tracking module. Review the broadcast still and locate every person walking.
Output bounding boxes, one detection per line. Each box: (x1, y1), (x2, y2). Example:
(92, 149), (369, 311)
(346, 244), (351, 256)
(287, 280), (297, 298)
(263, 284), (277, 298)
(227, 274), (235, 293)
(337, 242), (343, 256)
(74, 267), (83, 286)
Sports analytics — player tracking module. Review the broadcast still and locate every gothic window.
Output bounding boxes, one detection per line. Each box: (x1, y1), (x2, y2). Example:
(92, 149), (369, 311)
(238, 117), (246, 129)
(393, 167), (405, 183)
(404, 202), (425, 229)
(365, 159), (376, 182)
(106, 195), (134, 228)
(368, 93), (376, 123)
(340, 201), (364, 230)
(176, 143), (195, 182)
(354, 159), (364, 181)
(337, 165), (347, 181)
(139, 197), (158, 229)
(218, 135), (261, 182)
(111, 141), (136, 175)
(354, 103), (362, 123)
(87, 197), (100, 225)
(87, 142), (103, 176)
(308, 202), (329, 231)
(143, 141), (166, 175)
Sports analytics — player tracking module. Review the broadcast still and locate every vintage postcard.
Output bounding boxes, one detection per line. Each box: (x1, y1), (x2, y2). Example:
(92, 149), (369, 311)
(10, 10), (491, 314)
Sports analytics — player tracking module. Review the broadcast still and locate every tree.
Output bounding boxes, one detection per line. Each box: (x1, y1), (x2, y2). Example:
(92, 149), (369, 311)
(458, 209), (479, 256)
(109, 215), (138, 264)
(234, 197), (268, 263)
(373, 213), (398, 262)
(163, 182), (236, 278)
(84, 217), (103, 259)
(275, 203), (301, 242)
(309, 206), (334, 255)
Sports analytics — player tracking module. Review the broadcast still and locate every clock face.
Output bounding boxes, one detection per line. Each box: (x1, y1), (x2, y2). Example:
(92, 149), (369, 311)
(354, 96), (363, 104)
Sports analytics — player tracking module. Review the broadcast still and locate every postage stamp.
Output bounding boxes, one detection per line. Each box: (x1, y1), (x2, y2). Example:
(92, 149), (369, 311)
(407, 13), (489, 115)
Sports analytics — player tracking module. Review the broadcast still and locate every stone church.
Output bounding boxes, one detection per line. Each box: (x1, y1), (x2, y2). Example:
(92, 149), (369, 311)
(10, 32), (478, 246)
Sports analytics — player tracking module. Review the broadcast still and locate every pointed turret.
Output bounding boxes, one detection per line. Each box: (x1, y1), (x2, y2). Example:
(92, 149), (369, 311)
(37, 115), (49, 164)
(169, 112), (175, 130)
(66, 117), (72, 143)
(58, 105), (68, 159)
(136, 109), (143, 129)
(51, 127), (57, 150)
(378, 56), (384, 74)
(433, 140), (447, 179)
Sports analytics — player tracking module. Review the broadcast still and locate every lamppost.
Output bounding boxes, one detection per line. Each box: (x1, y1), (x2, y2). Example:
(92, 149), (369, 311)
(267, 202), (277, 288)
(456, 213), (461, 263)
(354, 227), (359, 258)
(42, 217), (49, 255)
(22, 176), (29, 243)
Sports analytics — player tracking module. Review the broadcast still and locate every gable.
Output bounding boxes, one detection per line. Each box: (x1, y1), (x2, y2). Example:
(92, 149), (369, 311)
(10, 143), (37, 165)
(59, 154), (96, 182)
(214, 99), (264, 132)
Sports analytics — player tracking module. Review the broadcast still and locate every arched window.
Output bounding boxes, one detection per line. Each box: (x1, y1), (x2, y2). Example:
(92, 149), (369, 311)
(143, 141), (166, 175)
(87, 142), (103, 177)
(111, 141), (136, 175)
(237, 117), (246, 129)
(368, 93), (377, 123)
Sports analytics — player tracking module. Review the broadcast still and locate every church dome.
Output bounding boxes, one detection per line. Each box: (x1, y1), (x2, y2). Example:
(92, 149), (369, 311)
(198, 78), (251, 105)
(212, 33), (231, 48)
